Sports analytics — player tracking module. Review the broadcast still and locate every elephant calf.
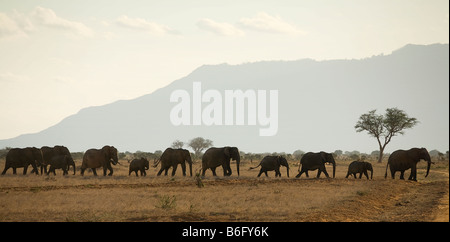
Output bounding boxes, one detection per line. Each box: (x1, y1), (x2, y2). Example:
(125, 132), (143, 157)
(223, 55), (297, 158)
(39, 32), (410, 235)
(129, 158), (149, 177)
(345, 161), (373, 179)
(47, 155), (74, 176)
(249, 155), (289, 177)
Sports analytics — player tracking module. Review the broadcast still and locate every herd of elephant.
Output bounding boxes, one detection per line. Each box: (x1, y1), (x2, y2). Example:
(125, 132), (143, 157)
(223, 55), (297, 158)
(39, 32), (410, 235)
(1, 145), (433, 182)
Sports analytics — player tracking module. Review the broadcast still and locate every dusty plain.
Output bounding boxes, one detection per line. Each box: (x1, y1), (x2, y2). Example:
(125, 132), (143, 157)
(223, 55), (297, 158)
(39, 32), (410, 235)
(0, 158), (448, 222)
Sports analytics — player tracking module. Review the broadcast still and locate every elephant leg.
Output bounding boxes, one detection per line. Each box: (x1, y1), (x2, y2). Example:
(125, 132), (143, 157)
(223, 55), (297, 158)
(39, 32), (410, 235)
(321, 168), (330, 178)
(211, 167), (217, 176)
(390, 170), (395, 179)
(181, 163), (187, 176)
(222, 165), (228, 176)
(172, 165), (178, 176)
(164, 167), (169, 176)
(13, 167), (17, 175)
(264, 171), (268, 177)
(227, 167), (232, 176)
(295, 170), (305, 178)
(409, 166), (417, 181)
(257, 169), (263, 177)
(399, 171), (405, 180)
(1, 166), (8, 175)
(106, 163), (113, 176)
(157, 167), (164, 176)
(201, 167), (207, 177)
(142, 170), (146, 177)
(358, 172), (363, 179)
(363, 171), (369, 179)
(134, 170), (138, 176)
(92, 168), (98, 176)
(23, 165), (28, 175)
(30, 163), (38, 175)
(345, 172), (350, 178)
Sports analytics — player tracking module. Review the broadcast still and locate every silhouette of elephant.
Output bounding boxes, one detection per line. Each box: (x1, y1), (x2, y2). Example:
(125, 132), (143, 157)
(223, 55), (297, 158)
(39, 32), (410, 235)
(249, 155), (289, 177)
(385, 147), (432, 181)
(80, 145), (119, 176)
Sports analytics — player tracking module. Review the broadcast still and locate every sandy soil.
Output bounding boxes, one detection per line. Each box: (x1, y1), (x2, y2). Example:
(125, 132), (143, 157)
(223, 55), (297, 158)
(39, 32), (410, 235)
(0, 159), (448, 222)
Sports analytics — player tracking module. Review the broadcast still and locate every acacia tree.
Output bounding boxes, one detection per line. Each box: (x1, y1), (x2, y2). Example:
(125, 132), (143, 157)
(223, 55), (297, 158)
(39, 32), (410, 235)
(355, 108), (418, 163)
(171, 140), (184, 149)
(188, 137), (213, 159)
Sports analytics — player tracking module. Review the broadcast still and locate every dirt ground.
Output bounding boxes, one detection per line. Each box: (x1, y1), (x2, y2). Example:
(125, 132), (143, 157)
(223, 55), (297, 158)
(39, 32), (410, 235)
(0, 159), (448, 222)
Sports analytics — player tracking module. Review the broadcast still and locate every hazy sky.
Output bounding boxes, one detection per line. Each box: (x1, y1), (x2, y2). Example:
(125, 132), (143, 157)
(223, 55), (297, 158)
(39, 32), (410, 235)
(0, 0), (448, 141)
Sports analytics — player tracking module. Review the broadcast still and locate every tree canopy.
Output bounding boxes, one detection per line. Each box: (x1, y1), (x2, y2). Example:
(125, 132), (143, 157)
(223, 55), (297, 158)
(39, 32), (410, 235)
(355, 108), (418, 163)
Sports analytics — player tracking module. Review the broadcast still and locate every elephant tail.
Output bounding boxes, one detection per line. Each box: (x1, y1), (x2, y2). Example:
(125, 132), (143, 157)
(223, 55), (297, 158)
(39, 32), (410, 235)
(384, 160), (390, 179)
(153, 158), (161, 168)
(248, 163), (261, 170)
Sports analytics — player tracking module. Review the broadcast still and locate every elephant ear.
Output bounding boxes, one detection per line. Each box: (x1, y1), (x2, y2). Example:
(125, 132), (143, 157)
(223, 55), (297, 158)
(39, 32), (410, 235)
(224, 147), (230, 158)
(320, 152), (327, 162)
(277, 156), (282, 164)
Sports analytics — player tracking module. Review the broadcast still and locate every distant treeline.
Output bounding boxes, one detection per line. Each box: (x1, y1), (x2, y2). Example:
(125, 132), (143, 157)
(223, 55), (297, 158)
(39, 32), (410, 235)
(1, 147), (448, 162)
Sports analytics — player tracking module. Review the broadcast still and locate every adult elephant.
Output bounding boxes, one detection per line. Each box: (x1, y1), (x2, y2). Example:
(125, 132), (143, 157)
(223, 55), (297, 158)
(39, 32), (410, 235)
(39, 145), (75, 175)
(1, 147), (43, 175)
(153, 148), (192, 176)
(249, 155), (289, 177)
(385, 147), (432, 181)
(81, 145), (119, 176)
(201, 146), (240, 177)
(346, 161), (373, 179)
(295, 151), (336, 179)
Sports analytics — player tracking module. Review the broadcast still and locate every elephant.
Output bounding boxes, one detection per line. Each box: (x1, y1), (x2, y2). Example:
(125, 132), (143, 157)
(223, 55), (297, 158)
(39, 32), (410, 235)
(1, 147), (43, 175)
(295, 151), (336, 179)
(201, 146), (240, 177)
(385, 147), (432, 181)
(153, 148), (192, 176)
(346, 161), (373, 179)
(129, 158), (150, 176)
(80, 145), (119, 176)
(36, 145), (75, 175)
(249, 155), (289, 177)
(47, 155), (74, 175)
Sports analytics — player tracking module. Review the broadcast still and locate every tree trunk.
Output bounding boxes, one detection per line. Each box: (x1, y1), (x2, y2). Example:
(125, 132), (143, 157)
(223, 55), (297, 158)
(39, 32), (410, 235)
(378, 145), (385, 163)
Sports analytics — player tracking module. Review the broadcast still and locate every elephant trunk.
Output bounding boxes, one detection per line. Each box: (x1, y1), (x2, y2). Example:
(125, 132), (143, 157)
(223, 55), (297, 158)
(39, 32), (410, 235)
(425, 160), (431, 178)
(370, 169), (373, 179)
(72, 163), (76, 175)
(332, 162), (336, 178)
(189, 162), (193, 177)
(286, 165), (290, 178)
(236, 156), (240, 176)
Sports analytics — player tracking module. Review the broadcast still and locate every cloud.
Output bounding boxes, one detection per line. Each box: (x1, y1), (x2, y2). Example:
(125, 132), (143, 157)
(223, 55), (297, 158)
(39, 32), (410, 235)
(196, 18), (244, 36)
(238, 12), (305, 35)
(0, 72), (30, 83)
(31, 6), (93, 37)
(116, 15), (179, 36)
(0, 12), (29, 38)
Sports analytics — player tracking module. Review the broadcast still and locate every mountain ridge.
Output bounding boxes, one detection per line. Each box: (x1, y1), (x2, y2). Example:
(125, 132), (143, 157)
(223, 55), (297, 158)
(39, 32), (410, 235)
(1, 43), (448, 153)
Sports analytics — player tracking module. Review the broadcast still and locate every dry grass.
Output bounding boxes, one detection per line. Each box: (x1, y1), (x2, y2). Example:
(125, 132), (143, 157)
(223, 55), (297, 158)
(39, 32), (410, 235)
(0, 158), (448, 222)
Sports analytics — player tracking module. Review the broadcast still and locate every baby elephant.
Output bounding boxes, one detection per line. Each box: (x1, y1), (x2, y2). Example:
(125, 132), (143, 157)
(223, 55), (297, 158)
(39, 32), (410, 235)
(249, 155), (289, 177)
(129, 158), (149, 176)
(346, 161), (373, 179)
(47, 155), (73, 175)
